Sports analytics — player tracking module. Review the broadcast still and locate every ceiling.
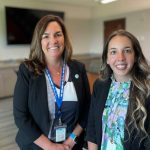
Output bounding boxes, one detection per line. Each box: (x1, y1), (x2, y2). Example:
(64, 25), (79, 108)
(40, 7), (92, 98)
(40, 0), (98, 7)
(38, 0), (150, 8)
(37, 0), (150, 15)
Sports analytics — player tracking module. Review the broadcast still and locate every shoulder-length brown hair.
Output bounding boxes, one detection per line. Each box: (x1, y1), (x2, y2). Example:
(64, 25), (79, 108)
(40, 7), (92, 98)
(25, 15), (73, 74)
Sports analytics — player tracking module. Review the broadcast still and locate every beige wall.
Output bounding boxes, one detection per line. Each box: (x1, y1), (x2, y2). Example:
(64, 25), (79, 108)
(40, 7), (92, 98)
(0, 0), (92, 60)
(90, 9), (150, 60)
(0, 0), (150, 60)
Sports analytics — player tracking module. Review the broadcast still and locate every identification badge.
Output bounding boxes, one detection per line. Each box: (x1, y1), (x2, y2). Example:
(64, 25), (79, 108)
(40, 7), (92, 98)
(55, 125), (66, 142)
(54, 118), (67, 142)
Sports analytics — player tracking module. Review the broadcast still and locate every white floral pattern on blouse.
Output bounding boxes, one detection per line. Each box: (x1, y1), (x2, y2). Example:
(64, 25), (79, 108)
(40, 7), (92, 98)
(101, 77), (131, 150)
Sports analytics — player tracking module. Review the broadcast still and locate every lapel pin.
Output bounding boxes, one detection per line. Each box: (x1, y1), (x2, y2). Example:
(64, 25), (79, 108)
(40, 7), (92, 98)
(75, 74), (79, 79)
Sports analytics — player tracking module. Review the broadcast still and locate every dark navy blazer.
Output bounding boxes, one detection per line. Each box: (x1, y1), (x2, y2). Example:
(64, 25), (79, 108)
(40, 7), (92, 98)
(13, 60), (91, 149)
(86, 78), (150, 150)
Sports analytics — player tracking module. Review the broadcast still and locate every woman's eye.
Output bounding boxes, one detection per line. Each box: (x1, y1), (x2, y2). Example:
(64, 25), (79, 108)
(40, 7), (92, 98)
(55, 32), (63, 37)
(124, 48), (132, 53)
(42, 35), (48, 39)
(110, 50), (116, 55)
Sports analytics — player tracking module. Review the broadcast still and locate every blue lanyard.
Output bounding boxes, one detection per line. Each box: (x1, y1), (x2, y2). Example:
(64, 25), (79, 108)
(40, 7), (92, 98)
(46, 63), (65, 114)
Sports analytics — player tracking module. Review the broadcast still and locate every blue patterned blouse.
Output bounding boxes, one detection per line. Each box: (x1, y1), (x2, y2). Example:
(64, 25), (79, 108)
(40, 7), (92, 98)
(101, 77), (131, 150)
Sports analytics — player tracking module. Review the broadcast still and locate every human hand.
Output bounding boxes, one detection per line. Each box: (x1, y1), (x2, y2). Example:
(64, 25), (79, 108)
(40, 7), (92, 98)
(45, 142), (70, 150)
(63, 137), (76, 150)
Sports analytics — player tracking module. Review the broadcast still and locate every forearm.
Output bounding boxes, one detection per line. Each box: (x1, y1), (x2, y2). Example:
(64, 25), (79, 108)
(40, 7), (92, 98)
(63, 124), (83, 149)
(34, 134), (70, 150)
(72, 123), (83, 136)
(34, 134), (53, 150)
(88, 141), (98, 150)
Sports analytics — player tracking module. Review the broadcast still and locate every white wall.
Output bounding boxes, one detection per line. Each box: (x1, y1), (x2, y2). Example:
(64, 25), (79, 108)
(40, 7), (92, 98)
(1, 0), (150, 61)
(127, 9), (150, 61)
(89, 9), (150, 60)
(0, 0), (92, 60)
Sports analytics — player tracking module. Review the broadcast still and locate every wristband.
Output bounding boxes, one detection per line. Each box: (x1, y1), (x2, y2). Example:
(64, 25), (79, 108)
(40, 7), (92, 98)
(69, 133), (78, 143)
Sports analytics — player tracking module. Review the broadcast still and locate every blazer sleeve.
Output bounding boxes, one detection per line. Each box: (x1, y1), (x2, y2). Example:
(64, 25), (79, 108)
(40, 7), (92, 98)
(13, 63), (42, 146)
(86, 80), (98, 144)
(80, 64), (91, 128)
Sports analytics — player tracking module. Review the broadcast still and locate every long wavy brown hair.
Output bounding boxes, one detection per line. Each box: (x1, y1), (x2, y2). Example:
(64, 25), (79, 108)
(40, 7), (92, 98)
(24, 15), (73, 75)
(100, 29), (150, 143)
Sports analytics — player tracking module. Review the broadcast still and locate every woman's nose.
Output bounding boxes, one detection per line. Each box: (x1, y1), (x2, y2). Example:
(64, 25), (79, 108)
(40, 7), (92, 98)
(49, 35), (57, 44)
(117, 52), (125, 61)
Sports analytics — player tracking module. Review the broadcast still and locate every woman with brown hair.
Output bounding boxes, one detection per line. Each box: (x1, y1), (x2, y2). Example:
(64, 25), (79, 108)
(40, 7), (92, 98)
(86, 30), (150, 150)
(13, 15), (91, 150)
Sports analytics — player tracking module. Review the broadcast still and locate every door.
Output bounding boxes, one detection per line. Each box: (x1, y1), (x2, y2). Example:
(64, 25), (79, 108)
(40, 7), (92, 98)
(104, 18), (126, 43)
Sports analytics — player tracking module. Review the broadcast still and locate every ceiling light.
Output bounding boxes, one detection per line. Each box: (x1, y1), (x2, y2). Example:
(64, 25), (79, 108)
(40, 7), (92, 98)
(95, 0), (118, 4)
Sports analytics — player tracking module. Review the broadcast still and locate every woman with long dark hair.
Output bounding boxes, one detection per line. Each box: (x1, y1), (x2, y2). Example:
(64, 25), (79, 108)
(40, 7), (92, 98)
(87, 29), (150, 150)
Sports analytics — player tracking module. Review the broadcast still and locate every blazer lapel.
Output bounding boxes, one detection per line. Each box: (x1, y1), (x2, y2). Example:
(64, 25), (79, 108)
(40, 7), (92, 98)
(96, 78), (111, 146)
(34, 74), (50, 134)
